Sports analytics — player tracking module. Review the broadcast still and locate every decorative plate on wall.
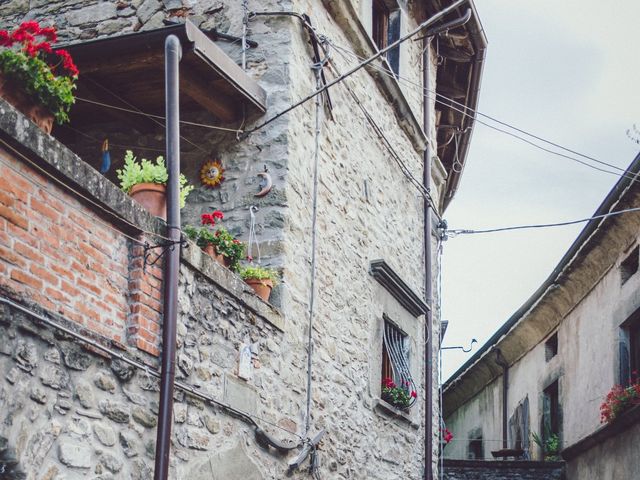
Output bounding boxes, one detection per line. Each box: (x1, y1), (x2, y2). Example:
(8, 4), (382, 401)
(200, 160), (225, 188)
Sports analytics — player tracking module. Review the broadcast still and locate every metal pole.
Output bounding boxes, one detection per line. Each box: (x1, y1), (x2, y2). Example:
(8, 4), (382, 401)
(153, 34), (182, 480)
(422, 36), (434, 480)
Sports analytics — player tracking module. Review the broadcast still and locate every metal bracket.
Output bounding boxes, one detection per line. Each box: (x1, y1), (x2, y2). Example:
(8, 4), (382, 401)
(287, 429), (325, 475)
(441, 338), (477, 353)
(143, 237), (187, 273)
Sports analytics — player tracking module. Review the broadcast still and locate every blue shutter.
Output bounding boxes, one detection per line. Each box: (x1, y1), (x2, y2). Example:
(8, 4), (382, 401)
(387, 10), (401, 77)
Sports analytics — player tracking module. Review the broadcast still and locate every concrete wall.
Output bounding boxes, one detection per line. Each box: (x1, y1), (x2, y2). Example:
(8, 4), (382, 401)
(0, 0), (452, 478)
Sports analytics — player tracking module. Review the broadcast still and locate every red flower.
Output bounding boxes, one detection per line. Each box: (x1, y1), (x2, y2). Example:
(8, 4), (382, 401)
(410, 390), (417, 398)
(11, 29), (34, 44)
(55, 49), (79, 77)
(0, 30), (13, 47)
(35, 41), (52, 54)
(247, 255), (253, 262)
(212, 210), (224, 220)
(201, 213), (215, 226)
(18, 21), (41, 35)
(39, 26), (57, 43)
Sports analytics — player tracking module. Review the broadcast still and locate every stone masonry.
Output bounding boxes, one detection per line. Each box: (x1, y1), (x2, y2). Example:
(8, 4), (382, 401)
(0, 0), (463, 478)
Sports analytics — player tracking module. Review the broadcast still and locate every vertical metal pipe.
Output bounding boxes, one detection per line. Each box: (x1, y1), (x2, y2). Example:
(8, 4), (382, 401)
(153, 34), (182, 480)
(502, 366), (508, 449)
(422, 37), (434, 480)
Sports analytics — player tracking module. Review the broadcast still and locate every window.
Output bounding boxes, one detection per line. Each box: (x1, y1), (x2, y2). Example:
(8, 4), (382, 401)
(621, 246), (639, 284)
(542, 380), (560, 443)
(381, 317), (417, 407)
(371, 0), (401, 76)
(545, 332), (558, 362)
(467, 427), (484, 459)
(620, 314), (640, 386)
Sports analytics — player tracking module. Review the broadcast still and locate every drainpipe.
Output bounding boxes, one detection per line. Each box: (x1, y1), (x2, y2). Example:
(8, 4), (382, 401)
(495, 349), (509, 450)
(153, 34), (182, 480)
(422, 35), (435, 480)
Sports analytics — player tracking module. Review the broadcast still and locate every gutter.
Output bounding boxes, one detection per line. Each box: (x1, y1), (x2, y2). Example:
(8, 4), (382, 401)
(443, 151), (640, 397)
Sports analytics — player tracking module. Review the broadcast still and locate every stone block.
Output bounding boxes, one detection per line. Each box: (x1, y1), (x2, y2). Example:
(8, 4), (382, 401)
(66, 3), (117, 25)
(58, 440), (92, 468)
(224, 375), (257, 417)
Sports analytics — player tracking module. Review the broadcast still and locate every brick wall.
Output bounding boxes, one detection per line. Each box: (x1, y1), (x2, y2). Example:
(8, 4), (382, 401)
(443, 459), (565, 480)
(0, 126), (163, 355)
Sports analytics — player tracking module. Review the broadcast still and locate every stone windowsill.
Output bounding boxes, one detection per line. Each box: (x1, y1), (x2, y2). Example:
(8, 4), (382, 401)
(0, 98), (284, 333)
(374, 398), (419, 429)
(562, 403), (640, 461)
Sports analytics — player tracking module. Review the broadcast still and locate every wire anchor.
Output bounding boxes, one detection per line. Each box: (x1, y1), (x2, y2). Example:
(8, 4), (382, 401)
(143, 237), (188, 273)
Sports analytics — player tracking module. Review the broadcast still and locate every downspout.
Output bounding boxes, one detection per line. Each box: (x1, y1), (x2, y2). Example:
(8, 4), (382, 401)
(153, 34), (182, 480)
(422, 35), (435, 480)
(495, 349), (509, 450)
(422, 10), (473, 478)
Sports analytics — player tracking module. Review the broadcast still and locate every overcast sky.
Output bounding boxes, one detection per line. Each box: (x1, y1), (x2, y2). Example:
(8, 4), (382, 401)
(441, 0), (640, 380)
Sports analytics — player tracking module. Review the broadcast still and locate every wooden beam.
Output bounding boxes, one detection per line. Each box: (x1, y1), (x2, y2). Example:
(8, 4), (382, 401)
(180, 70), (238, 122)
(76, 51), (165, 75)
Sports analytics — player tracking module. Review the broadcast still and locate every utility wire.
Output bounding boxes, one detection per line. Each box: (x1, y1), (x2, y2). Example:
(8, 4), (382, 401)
(76, 97), (244, 135)
(0, 295), (302, 442)
(240, 0), (467, 138)
(327, 41), (633, 178)
(447, 204), (640, 236)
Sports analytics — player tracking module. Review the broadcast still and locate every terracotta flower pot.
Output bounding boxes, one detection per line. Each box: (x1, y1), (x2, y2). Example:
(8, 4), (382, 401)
(245, 278), (273, 302)
(203, 244), (230, 268)
(129, 183), (167, 220)
(0, 73), (54, 134)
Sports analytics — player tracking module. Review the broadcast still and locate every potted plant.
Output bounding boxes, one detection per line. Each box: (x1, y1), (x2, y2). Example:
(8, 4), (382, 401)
(381, 377), (417, 410)
(239, 265), (278, 302)
(116, 150), (193, 220)
(532, 432), (560, 461)
(184, 211), (244, 270)
(599, 371), (640, 424)
(0, 21), (78, 133)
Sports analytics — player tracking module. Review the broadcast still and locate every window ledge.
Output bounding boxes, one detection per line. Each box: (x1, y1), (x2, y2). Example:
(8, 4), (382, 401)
(562, 403), (640, 460)
(374, 398), (419, 429)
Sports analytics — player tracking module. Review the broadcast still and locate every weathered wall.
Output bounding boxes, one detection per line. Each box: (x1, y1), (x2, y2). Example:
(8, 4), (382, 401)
(442, 459), (565, 480)
(564, 415), (640, 479)
(0, 0), (452, 477)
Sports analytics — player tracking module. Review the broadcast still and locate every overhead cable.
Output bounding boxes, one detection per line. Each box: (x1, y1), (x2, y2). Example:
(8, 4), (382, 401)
(447, 205), (640, 236)
(327, 41), (632, 178)
(240, 0), (468, 138)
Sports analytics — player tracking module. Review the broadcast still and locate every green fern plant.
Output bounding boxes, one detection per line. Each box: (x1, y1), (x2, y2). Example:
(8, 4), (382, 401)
(239, 265), (279, 285)
(116, 150), (193, 208)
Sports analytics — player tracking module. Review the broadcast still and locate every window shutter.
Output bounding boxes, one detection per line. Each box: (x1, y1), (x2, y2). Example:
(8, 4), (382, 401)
(542, 393), (552, 440)
(386, 10), (401, 76)
(620, 340), (630, 386)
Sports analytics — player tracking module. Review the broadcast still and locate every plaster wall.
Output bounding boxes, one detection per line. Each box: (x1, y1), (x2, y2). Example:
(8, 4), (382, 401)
(445, 226), (640, 467)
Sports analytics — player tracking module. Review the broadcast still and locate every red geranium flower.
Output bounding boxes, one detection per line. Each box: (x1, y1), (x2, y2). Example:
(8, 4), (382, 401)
(212, 210), (224, 220)
(18, 21), (41, 34)
(0, 30), (13, 47)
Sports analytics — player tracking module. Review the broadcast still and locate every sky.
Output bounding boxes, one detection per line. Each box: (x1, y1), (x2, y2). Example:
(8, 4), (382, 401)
(441, 0), (640, 381)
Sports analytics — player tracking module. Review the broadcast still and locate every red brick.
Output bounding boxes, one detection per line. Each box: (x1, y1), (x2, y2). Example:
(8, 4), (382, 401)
(0, 172), (30, 203)
(61, 279), (80, 297)
(44, 287), (71, 305)
(11, 270), (43, 289)
(0, 245), (27, 268)
(77, 277), (102, 297)
(8, 223), (37, 247)
(0, 205), (28, 230)
(14, 241), (45, 264)
(30, 198), (61, 224)
(50, 264), (75, 282)
(0, 191), (14, 207)
(30, 264), (60, 288)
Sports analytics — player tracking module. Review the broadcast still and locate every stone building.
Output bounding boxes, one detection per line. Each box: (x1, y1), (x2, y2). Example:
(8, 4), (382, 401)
(443, 152), (640, 479)
(0, 0), (485, 478)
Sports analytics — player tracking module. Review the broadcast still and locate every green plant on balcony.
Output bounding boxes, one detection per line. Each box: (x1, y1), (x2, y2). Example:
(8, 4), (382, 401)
(532, 432), (560, 461)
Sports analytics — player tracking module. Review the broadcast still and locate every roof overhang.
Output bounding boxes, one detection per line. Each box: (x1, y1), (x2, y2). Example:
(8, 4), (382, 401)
(442, 152), (640, 417)
(59, 20), (266, 128)
(422, 0), (487, 211)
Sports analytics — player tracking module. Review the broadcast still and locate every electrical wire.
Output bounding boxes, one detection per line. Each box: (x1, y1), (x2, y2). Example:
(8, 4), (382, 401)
(330, 42), (635, 181)
(0, 294), (303, 442)
(447, 204), (640, 236)
(327, 40), (634, 178)
(240, 0), (467, 138)
(76, 97), (244, 135)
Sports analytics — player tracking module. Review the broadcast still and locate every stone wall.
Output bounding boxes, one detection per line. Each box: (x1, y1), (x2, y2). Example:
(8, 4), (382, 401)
(0, 0), (452, 478)
(442, 460), (565, 480)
